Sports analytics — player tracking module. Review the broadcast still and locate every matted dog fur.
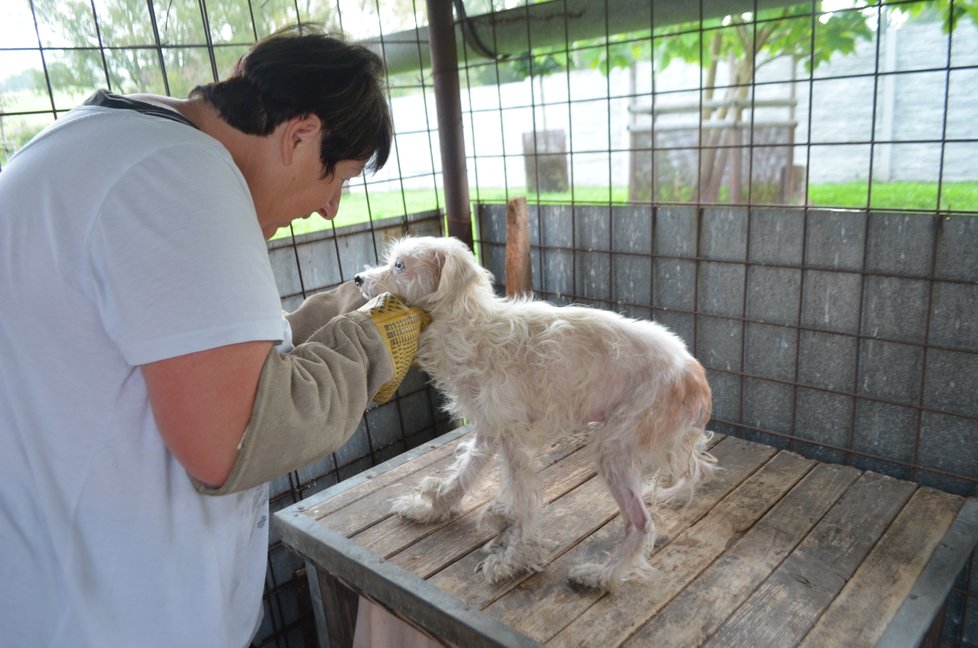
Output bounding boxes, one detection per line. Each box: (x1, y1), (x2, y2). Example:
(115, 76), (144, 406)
(355, 235), (716, 591)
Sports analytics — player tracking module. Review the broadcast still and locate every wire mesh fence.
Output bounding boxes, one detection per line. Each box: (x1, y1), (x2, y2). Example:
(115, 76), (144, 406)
(1, 0), (976, 646)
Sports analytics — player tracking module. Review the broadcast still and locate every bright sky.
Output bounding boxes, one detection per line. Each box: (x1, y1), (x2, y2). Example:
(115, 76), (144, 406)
(0, 1), (39, 82)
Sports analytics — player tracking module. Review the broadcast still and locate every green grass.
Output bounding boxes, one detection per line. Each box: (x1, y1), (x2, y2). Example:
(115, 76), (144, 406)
(807, 181), (978, 212)
(273, 181), (977, 240)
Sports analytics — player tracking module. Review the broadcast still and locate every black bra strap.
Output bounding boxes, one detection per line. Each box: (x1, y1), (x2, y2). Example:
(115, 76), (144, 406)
(84, 89), (199, 130)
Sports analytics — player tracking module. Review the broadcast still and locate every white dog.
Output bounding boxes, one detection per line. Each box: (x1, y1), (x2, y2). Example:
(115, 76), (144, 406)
(354, 236), (715, 591)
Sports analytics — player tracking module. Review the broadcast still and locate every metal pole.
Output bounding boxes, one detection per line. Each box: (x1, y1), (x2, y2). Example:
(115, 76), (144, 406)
(424, 0), (472, 247)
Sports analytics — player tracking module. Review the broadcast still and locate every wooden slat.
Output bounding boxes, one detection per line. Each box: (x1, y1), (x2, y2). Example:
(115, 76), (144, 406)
(878, 498), (978, 648)
(352, 431), (596, 560)
(320, 428), (586, 538)
(623, 461), (861, 648)
(384, 442), (598, 576)
(703, 470), (918, 647)
(798, 487), (965, 648)
(424, 435), (730, 610)
(303, 426), (470, 520)
(476, 436), (775, 643)
(544, 449), (815, 648)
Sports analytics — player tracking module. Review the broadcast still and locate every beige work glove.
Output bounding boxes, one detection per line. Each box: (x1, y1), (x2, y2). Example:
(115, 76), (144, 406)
(286, 281), (367, 345)
(359, 292), (431, 404)
(193, 292), (430, 496)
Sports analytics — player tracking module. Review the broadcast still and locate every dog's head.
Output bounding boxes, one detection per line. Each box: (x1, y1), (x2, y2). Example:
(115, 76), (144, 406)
(354, 235), (494, 312)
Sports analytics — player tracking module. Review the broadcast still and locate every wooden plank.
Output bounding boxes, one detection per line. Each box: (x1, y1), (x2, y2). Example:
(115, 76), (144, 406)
(322, 428), (587, 538)
(481, 436), (777, 644)
(703, 470), (917, 648)
(623, 461), (861, 648)
(877, 497), (978, 648)
(384, 441), (599, 576)
(303, 426), (471, 520)
(351, 431), (597, 560)
(798, 487), (965, 648)
(430, 472), (614, 608)
(424, 434), (729, 609)
(505, 196), (532, 297)
(314, 568), (360, 648)
(543, 449), (815, 648)
(275, 509), (545, 648)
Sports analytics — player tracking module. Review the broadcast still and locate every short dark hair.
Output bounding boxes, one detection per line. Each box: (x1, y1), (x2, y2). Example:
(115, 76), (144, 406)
(191, 25), (392, 178)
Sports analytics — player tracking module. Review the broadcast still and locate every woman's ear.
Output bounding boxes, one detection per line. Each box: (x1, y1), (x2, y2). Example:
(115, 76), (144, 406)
(281, 114), (322, 165)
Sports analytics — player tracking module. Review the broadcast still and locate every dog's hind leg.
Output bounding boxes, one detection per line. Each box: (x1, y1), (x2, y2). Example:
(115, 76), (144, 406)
(478, 432), (554, 582)
(569, 437), (654, 591)
(391, 432), (495, 524)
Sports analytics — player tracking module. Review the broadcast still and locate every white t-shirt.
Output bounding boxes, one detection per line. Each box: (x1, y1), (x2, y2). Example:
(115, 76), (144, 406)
(0, 97), (284, 647)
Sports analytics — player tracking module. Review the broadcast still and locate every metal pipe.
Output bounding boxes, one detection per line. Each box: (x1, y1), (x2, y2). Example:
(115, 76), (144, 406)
(425, 0), (472, 246)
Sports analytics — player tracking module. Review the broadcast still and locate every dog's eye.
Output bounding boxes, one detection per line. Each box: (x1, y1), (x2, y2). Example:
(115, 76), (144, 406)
(394, 260), (405, 272)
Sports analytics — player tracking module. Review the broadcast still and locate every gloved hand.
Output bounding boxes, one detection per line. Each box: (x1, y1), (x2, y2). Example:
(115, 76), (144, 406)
(286, 281), (367, 346)
(359, 292), (431, 404)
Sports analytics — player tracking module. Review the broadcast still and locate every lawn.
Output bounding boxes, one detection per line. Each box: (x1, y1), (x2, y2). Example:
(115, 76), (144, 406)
(272, 181), (977, 240)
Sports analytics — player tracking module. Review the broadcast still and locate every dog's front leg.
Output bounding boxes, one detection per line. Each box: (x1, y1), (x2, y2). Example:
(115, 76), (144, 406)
(478, 433), (554, 582)
(391, 432), (495, 524)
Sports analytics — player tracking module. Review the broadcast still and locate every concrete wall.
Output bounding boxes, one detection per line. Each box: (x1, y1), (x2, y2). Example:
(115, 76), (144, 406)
(478, 203), (978, 497)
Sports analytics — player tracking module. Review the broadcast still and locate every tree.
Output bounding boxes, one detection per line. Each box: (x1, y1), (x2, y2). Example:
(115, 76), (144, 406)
(496, 0), (976, 203)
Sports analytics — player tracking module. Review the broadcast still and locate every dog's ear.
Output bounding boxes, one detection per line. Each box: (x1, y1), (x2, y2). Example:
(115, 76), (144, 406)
(428, 237), (491, 308)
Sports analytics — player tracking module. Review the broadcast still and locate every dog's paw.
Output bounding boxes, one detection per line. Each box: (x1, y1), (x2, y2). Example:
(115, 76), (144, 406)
(568, 559), (655, 592)
(476, 550), (532, 582)
(389, 492), (451, 524)
(476, 533), (555, 582)
(479, 499), (514, 532)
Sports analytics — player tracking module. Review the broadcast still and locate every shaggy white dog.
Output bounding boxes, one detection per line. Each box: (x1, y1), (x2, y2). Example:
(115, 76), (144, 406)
(355, 235), (716, 591)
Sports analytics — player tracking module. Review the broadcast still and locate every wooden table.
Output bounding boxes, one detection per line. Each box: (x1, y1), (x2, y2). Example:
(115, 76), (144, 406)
(275, 426), (978, 648)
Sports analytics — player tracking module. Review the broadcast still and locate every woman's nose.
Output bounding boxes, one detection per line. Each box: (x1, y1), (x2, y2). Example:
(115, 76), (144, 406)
(319, 190), (343, 220)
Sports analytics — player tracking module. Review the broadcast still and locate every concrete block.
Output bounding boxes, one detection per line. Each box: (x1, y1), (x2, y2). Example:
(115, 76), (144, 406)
(919, 411), (978, 480)
(540, 247), (574, 300)
(858, 339), (924, 404)
(698, 261), (746, 318)
(749, 207), (804, 265)
(743, 378), (794, 435)
(801, 270), (862, 333)
(654, 258), (697, 312)
(701, 207), (748, 262)
(576, 249), (612, 302)
(805, 209), (866, 271)
(798, 330), (858, 392)
(697, 315), (742, 373)
(477, 204), (507, 244)
(794, 388), (853, 450)
(930, 281), (978, 352)
(612, 254), (652, 311)
(656, 310), (696, 349)
(852, 399), (918, 463)
(706, 370), (741, 423)
(935, 215), (978, 281)
(861, 275), (930, 344)
(867, 211), (935, 278)
(540, 204), (574, 248)
(745, 322), (797, 382)
(333, 421), (371, 468)
(654, 206), (697, 257)
(747, 266), (801, 326)
(612, 206), (653, 253)
(480, 240), (506, 289)
(924, 349), (978, 418)
(574, 205), (612, 251)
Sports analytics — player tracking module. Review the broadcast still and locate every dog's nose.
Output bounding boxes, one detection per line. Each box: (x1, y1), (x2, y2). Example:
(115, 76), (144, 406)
(354, 274), (363, 286)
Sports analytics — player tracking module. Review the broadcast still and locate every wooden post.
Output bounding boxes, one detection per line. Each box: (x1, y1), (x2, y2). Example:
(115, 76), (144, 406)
(505, 197), (532, 298)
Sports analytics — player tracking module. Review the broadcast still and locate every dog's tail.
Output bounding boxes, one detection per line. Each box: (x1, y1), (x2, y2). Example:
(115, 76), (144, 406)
(650, 359), (717, 505)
